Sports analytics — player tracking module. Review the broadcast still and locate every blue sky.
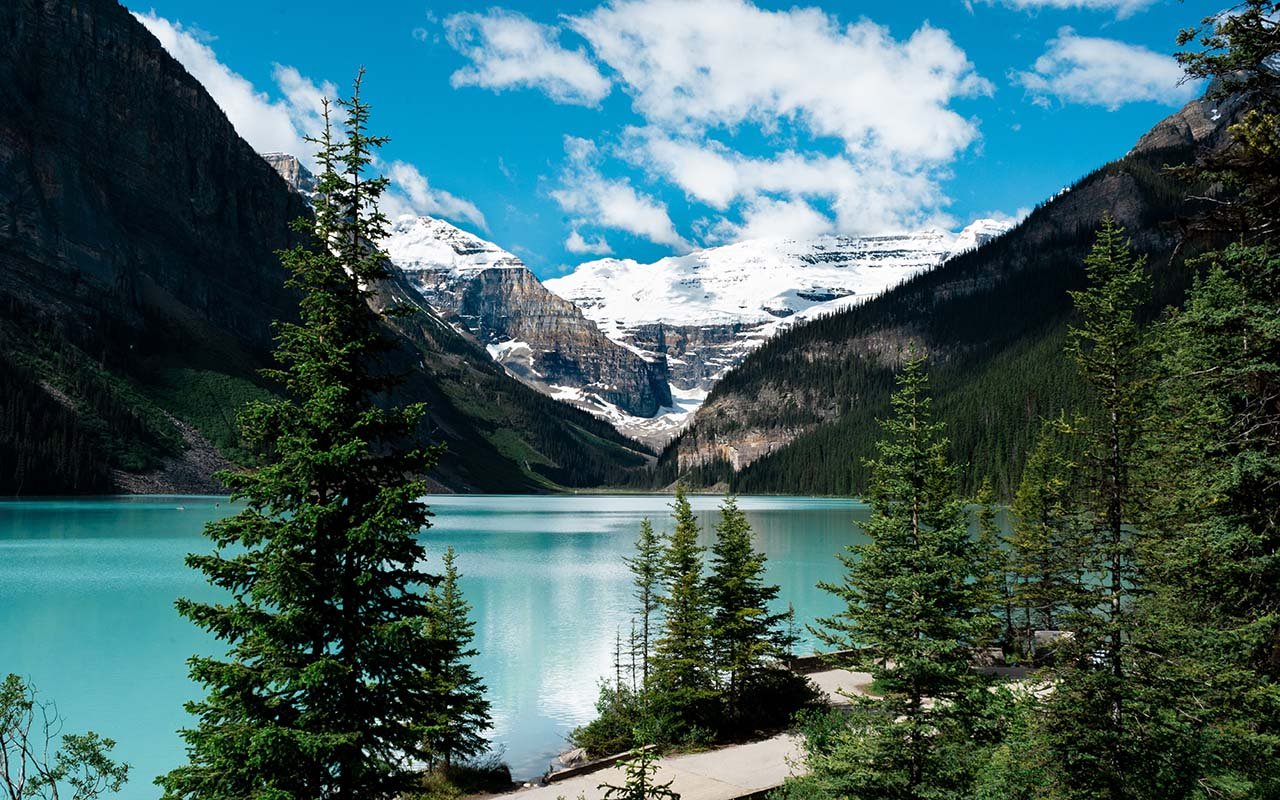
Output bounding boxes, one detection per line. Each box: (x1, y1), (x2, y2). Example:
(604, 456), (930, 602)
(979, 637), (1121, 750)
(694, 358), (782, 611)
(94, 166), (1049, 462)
(130, 0), (1221, 277)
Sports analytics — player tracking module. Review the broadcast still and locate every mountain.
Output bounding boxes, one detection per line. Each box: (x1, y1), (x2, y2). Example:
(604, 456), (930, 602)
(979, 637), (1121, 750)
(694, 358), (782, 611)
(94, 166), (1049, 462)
(0, 0), (650, 495)
(659, 90), (1241, 497)
(545, 220), (1010, 443)
(382, 216), (672, 418)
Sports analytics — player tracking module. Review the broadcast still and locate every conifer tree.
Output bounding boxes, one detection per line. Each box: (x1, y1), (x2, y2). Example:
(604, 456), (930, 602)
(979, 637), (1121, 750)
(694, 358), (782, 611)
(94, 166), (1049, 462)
(1008, 417), (1088, 652)
(158, 73), (448, 800)
(625, 518), (664, 686)
(807, 354), (994, 798)
(1037, 216), (1161, 799)
(424, 547), (491, 768)
(973, 477), (1014, 649)
(705, 496), (794, 722)
(649, 485), (716, 732)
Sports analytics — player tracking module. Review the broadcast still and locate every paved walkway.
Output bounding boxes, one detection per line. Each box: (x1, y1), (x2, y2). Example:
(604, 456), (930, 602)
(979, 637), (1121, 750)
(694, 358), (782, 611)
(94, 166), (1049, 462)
(502, 669), (872, 800)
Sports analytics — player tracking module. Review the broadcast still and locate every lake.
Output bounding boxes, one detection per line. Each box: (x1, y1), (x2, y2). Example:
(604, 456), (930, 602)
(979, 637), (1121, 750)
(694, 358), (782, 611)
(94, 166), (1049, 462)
(0, 494), (869, 796)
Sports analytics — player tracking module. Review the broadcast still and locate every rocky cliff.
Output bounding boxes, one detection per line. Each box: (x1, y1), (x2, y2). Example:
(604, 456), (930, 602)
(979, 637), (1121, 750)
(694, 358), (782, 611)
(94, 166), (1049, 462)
(0, 0), (651, 494)
(384, 216), (672, 418)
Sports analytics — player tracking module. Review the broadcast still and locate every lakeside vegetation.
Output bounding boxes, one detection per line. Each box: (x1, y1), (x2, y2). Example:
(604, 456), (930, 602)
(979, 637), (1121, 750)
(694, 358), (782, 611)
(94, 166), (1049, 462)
(4, 3), (1280, 800)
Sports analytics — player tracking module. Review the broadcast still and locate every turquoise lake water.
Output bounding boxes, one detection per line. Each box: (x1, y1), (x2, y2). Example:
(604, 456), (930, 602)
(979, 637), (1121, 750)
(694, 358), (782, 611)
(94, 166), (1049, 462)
(0, 493), (869, 796)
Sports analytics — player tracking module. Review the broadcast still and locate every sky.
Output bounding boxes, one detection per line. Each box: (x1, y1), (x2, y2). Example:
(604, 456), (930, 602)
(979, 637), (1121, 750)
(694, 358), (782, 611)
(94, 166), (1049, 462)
(128, 0), (1223, 278)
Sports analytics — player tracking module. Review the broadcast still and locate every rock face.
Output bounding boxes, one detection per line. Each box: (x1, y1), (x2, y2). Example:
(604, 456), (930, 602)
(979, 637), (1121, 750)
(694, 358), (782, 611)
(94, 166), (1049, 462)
(0, 0), (310, 353)
(262, 153), (316, 196)
(1130, 87), (1244, 156)
(384, 216), (672, 418)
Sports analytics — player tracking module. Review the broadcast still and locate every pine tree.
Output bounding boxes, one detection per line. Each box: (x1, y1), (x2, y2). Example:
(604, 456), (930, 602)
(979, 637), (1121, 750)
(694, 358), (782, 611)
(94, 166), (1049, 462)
(424, 547), (491, 768)
(1037, 216), (1160, 799)
(649, 485), (716, 733)
(973, 477), (1014, 650)
(598, 745), (679, 800)
(625, 518), (664, 686)
(705, 496), (794, 723)
(1008, 417), (1088, 654)
(807, 354), (994, 798)
(157, 74), (447, 800)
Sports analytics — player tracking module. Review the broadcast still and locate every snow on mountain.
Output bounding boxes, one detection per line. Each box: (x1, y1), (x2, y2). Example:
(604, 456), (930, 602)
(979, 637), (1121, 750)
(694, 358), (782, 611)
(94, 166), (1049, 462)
(385, 216), (525, 275)
(382, 216), (673, 425)
(547, 221), (1008, 334)
(545, 219), (1011, 440)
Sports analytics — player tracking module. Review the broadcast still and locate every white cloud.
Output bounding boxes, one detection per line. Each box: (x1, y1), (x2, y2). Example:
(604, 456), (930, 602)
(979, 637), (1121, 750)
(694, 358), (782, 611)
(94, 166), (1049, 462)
(444, 10), (611, 106)
(134, 11), (332, 166)
(446, 1), (993, 246)
(1013, 28), (1200, 110)
(135, 11), (485, 230)
(565, 229), (614, 255)
(715, 196), (834, 242)
(568, 0), (991, 163)
(384, 162), (488, 230)
(983, 0), (1156, 18)
(551, 137), (690, 250)
(625, 130), (954, 236)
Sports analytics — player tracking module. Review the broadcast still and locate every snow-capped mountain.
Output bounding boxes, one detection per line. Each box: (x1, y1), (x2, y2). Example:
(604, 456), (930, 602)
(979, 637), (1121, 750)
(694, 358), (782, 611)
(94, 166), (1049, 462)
(545, 220), (1011, 440)
(383, 216), (673, 421)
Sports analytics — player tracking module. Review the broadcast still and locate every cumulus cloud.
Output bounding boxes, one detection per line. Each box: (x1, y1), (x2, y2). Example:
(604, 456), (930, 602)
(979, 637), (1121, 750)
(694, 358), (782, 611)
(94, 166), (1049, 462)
(626, 130), (953, 236)
(551, 137), (689, 250)
(569, 0), (990, 163)
(564, 229), (614, 255)
(444, 1), (993, 246)
(981, 0), (1156, 18)
(383, 162), (488, 230)
(444, 10), (611, 106)
(715, 196), (834, 242)
(135, 11), (486, 230)
(1013, 28), (1199, 110)
(134, 11), (332, 165)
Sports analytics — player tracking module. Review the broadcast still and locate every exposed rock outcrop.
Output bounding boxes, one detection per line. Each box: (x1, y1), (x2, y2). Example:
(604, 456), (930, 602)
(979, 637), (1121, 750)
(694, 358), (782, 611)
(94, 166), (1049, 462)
(385, 216), (672, 418)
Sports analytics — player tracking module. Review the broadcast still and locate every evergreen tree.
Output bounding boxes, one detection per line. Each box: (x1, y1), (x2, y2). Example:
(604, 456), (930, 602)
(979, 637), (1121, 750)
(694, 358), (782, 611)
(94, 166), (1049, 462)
(598, 745), (679, 800)
(649, 485), (716, 734)
(1036, 216), (1163, 800)
(973, 477), (1014, 649)
(804, 355), (994, 798)
(158, 74), (447, 800)
(625, 518), (664, 686)
(424, 547), (491, 768)
(705, 496), (795, 723)
(1008, 417), (1088, 652)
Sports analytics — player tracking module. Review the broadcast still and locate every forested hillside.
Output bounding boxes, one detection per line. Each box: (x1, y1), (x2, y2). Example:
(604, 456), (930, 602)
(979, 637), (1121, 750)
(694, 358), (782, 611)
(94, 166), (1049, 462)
(663, 93), (1235, 497)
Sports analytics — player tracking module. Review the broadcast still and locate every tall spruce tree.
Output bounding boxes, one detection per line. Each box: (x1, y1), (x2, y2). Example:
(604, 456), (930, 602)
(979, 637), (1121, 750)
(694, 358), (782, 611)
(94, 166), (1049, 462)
(1035, 216), (1163, 800)
(1008, 417), (1088, 653)
(650, 485), (716, 733)
(705, 496), (795, 723)
(424, 547), (491, 768)
(1134, 8), (1280, 792)
(158, 74), (447, 800)
(974, 477), (1014, 650)
(625, 518), (664, 687)
(804, 354), (994, 798)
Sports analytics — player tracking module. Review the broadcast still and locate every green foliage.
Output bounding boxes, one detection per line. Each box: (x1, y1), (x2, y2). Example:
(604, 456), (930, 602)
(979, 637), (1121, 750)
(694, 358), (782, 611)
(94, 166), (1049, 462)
(1, 674), (130, 800)
(1032, 217), (1160, 798)
(705, 496), (796, 724)
(157, 75), (466, 800)
(1008, 417), (1089, 651)
(424, 548), (492, 767)
(625, 518), (664, 687)
(649, 486), (717, 733)
(598, 745), (679, 800)
(804, 355), (997, 799)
